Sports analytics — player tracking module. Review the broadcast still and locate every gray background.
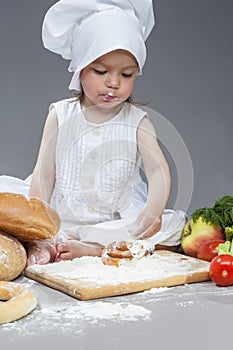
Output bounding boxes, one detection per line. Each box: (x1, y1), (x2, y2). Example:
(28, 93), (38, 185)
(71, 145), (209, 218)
(0, 0), (232, 215)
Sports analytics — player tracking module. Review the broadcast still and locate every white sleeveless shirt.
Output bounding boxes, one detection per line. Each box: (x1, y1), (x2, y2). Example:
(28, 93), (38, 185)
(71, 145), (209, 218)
(0, 98), (187, 245)
(49, 99), (148, 239)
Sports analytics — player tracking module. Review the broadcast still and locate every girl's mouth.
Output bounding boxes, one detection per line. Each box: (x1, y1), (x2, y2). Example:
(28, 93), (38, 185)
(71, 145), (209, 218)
(102, 92), (119, 102)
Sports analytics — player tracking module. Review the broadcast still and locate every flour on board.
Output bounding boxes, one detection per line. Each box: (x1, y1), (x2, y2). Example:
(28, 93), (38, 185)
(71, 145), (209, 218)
(27, 252), (210, 286)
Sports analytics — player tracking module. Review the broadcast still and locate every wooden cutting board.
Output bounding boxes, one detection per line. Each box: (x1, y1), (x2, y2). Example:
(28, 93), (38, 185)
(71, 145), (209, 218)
(25, 250), (210, 301)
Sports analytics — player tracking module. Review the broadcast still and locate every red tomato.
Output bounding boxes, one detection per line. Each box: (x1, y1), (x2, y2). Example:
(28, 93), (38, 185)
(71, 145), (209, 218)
(210, 254), (233, 286)
(197, 240), (225, 262)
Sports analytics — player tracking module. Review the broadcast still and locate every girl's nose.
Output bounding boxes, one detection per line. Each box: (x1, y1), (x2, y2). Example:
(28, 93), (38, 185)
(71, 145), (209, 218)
(106, 74), (120, 89)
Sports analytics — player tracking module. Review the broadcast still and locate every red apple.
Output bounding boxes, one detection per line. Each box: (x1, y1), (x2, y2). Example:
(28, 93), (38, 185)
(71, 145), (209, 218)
(197, 239), (225, 261)
(181, 216), (224, 257)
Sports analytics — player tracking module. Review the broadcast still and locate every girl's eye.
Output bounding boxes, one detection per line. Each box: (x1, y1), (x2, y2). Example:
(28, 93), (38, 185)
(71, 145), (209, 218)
(122, 73), (133, 78)
(93, 69), (107, 75)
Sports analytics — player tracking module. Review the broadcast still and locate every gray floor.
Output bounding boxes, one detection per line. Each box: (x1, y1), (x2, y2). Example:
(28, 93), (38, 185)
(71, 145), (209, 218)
(1, 274), (232, 350)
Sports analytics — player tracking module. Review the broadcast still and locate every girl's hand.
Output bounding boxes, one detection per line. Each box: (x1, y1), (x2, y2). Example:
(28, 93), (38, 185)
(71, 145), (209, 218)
(128, 209), (162, 240)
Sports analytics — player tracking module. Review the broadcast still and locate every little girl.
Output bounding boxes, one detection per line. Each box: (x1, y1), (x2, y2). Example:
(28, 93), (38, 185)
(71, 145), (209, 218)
(1, 0), (187, 264)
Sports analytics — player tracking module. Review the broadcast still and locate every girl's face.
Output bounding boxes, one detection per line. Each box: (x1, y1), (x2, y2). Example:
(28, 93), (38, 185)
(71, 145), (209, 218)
(80, 49), (139, 109)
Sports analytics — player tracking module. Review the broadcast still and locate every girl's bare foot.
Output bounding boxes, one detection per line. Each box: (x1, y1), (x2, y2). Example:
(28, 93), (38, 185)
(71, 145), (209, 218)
(55, 240), (103, 262)
(27, 241), (57, 266)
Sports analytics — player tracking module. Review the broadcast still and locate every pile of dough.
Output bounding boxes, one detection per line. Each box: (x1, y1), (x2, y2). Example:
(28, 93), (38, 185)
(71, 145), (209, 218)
(0, 231), (27, 281)
(101, 240), (155, 267)
(0, 281), (37, 324)
(0, 192), (60, 242)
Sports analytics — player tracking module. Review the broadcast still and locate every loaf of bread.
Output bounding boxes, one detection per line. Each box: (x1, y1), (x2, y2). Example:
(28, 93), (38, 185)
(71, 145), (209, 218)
(0, 192), (60, 242)
(0, 231), (27, 281)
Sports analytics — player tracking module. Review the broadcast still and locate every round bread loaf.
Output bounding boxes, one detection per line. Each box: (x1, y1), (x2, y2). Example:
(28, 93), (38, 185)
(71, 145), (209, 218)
(0, 231), (27, 281)
(0, 192), (60, 242)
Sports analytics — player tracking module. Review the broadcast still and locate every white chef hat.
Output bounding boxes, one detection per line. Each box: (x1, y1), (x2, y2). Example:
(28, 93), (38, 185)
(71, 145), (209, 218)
(42, 0), (155, 91)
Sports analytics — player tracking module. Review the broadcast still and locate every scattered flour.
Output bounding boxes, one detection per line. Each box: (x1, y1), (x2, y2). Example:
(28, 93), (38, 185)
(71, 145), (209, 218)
(34, 301), (152, 323)
(1, 275), (152, 337)
(58, 301), (152, 321)
(175, 300), (194, 308)
(1, 300), (151, 338)
(140, 287), (171, 295)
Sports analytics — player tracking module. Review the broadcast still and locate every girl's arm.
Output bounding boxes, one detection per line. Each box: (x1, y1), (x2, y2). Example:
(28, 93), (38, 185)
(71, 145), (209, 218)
(29, 107), (58, 203)
(130, 116), (171, 239)
(27, 108), (58, 266)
